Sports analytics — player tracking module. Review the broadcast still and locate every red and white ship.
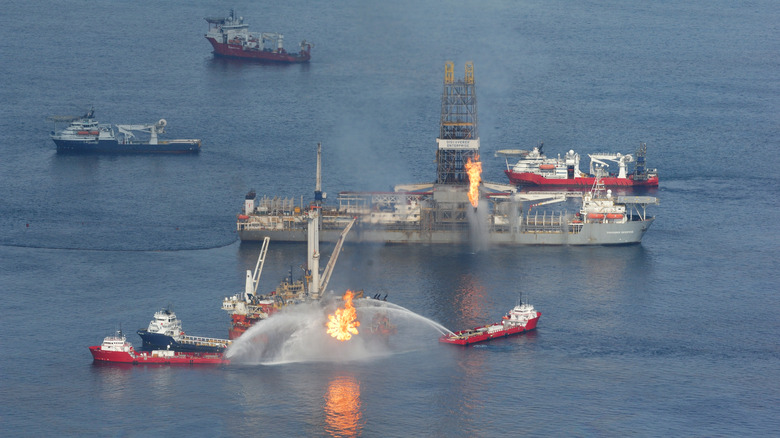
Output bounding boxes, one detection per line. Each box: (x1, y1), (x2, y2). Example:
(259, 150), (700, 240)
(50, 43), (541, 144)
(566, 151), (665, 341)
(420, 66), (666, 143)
(499, 142), (658, 187)
(439, 301), (541, 346)
(89, 331), (228, 365)
(204, 10), (312, 63)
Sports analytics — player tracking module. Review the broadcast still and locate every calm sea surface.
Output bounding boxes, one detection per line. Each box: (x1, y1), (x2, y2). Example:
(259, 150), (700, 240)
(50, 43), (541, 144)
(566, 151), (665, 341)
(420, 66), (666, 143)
(1, 0), (778, 436)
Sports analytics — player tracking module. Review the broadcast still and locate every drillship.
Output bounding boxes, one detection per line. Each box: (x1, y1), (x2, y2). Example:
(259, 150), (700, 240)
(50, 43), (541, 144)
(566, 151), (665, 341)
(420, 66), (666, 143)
(236, 62), (658, 245)
(204, 10), (312, 63)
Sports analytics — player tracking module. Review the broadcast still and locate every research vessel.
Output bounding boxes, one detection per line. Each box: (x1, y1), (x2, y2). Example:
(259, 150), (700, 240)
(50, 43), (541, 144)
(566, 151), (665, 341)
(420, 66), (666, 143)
(439, 301), (540, 346)
(205, 10), (312, 63)
(136, 308), (231, 353)
(236, 63), (658, 246)
(48, 108), (200, 153)
(89, 331), (228, 365)
(498, 142), (659, 187)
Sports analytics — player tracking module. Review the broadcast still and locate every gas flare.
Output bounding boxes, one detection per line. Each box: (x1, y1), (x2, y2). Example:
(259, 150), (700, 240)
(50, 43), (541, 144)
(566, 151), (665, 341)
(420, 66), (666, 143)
(464, 154), (482, 208)
(327, 290), (360, 341)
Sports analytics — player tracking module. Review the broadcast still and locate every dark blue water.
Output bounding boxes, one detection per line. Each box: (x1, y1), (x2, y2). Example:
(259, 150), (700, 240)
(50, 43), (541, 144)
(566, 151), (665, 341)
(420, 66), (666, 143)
(2, 0), (778, 436)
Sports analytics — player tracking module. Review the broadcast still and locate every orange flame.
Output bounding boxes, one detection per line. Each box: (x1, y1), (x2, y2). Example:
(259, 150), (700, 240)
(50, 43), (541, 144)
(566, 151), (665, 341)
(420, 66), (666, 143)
(465, 154), (482, 208)
(327, 290), (360, 341)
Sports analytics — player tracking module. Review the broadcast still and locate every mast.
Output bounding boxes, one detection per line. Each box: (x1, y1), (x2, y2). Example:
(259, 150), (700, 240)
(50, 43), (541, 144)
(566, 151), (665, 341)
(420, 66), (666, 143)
(308, 143), (322, 297)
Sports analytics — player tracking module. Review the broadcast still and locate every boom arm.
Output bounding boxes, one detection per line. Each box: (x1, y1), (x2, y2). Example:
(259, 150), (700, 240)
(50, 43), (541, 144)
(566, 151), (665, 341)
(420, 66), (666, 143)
(588, 153), (634, 178)
(245, 236), (270, 300)
(319, 217), (357, 293)
(116, 119), (167, 144)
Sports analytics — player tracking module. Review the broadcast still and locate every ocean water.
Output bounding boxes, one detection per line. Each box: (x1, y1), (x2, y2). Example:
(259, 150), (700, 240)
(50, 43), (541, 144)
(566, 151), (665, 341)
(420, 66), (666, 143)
(1, 0), (779, 436)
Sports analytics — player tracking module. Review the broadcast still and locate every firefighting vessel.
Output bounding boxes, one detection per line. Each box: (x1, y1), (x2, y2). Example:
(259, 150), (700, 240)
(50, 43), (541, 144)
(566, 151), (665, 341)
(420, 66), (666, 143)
(204, 10), (312, 63)
(236, 63), (658, 246)
(439, 300), (541, 345)
(48, 108), (201, 154)
(498, 142), (659, 187)
(136, 308), (231, 353)
(89, 331), (228, 365)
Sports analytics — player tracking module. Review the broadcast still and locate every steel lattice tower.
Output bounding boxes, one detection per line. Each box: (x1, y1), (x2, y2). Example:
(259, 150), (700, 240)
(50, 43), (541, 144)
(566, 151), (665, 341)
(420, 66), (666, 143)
(436, 61), (479, 185)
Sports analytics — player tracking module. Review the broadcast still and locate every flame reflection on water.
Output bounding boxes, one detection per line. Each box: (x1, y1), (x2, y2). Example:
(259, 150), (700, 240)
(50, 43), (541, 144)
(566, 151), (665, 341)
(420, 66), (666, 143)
(454, 273), (486, 324)
(324, 375), (363, 437)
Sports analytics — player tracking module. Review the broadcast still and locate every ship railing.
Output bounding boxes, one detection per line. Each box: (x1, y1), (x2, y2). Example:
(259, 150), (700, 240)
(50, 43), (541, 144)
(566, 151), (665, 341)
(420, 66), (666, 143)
(360, 222), (425, 231)
(180, 335), (232, 347)
(518, 211), (572, 233)
(617, 196), (659, 222)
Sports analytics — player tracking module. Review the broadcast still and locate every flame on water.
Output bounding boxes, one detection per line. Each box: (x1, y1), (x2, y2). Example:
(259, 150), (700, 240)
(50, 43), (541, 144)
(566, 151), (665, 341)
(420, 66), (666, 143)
(327, 290), (360, 341)
(465, 154), (482, 208)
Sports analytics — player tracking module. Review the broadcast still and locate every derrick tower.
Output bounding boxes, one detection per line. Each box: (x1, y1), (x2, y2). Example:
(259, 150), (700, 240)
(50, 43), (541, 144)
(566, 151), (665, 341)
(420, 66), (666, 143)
(435, 61), (479, 185)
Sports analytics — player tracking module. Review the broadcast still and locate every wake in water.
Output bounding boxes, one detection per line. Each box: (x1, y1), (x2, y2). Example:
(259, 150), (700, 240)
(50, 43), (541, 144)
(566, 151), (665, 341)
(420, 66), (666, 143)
(226, 296), (451, 365)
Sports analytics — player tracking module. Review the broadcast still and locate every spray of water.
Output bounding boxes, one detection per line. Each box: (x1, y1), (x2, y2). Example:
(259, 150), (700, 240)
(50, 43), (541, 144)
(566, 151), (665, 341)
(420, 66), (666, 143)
(366, 300), (452, 335)
(225, 297), (451, 365)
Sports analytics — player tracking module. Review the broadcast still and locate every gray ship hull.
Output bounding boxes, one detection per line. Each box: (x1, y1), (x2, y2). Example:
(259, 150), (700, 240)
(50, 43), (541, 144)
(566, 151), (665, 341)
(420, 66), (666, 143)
(238, 218), (653, 245)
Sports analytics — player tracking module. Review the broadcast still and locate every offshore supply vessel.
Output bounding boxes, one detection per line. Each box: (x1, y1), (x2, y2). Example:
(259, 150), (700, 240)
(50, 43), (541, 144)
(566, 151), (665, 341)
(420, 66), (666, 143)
(439, 300), (540, 346)
(498, 142), (659, 187)
(48, 108), (201, 154)
(236, 62), (658, 245)
(204, 10), (312, 63)
(136, 308), (231, 353)
(89, 331), (228, 365)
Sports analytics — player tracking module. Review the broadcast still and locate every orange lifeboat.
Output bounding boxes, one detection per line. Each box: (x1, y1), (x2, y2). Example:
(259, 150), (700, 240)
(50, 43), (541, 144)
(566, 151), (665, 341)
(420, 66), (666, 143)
(539, 164), (556, 170)
(587, 213), (605, 220)
(237, 214), (250, 220)
(606, 213), (624, 219)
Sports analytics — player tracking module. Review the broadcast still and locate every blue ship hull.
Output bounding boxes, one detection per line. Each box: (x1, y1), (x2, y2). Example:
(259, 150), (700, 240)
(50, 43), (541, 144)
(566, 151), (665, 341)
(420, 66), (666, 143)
(137, 330), (226, 353)
(54, 139), (200, 154)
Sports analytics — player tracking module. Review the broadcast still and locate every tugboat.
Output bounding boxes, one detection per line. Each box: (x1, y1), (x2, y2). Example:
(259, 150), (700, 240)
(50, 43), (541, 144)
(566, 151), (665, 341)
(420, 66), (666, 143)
(89, 331), (228, 365)
(439, 300), (541, 346)
(204, 10), (312, 63)
(48, 107), (201, 154)
(498, 142), (658, 187)
(136, 308), (231, 353)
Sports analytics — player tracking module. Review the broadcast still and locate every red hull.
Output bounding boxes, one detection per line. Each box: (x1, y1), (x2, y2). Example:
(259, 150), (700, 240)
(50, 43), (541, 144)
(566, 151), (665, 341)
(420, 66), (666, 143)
(228, 308), (279, 340)
(206, 38), (310, 63)
(439, 313), (540, 345)
(506, 170), (658, 187)
(89, 346), (228, 365)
